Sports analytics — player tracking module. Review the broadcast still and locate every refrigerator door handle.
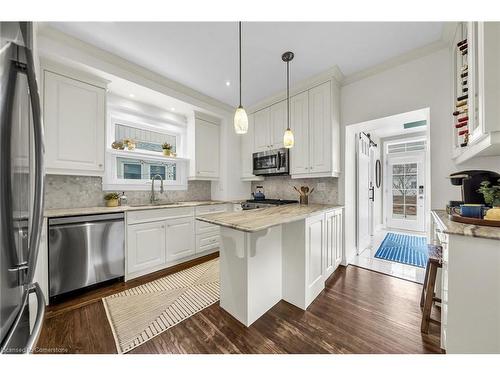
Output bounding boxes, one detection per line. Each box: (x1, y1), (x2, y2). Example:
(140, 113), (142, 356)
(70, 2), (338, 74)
(17, 27), (45, 285)
(0, 282), (46, 354)
(25, 283), (46, 353)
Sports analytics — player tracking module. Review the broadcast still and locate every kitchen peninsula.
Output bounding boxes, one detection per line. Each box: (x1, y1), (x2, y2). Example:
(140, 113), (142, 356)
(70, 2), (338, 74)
(197, 204), (344, 326)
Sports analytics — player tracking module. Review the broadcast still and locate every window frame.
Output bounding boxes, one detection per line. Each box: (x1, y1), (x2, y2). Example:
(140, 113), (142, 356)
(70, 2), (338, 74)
(103, 112), (189, 191)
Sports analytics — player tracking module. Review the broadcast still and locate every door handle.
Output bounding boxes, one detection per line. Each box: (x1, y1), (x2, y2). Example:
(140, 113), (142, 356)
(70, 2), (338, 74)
(369, 186), (375, 202)
(18, 23), (46, 285)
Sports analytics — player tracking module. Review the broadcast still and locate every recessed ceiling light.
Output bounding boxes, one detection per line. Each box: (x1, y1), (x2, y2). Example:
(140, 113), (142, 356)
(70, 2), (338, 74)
(129, 93), (135, 98)
(225, 81), (231, 86)
(171, 107), (175, 111)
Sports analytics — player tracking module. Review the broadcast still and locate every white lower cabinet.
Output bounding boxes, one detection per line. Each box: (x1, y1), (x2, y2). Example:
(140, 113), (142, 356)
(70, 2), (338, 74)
(125, 204), (229, 280)
(127, 220), (167, 278)
(324, 209), (343, 279)
(166, 217), (195, 262)
(305, 214), (325, 306)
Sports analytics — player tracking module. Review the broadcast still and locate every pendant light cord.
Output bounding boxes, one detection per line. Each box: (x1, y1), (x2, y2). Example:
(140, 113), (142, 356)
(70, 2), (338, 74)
(239, 21), (242, 108)
(286, 60), (290, 130)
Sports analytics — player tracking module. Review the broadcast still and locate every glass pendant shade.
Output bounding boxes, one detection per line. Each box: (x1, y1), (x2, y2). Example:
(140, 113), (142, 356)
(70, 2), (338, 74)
(234, 105), (248, 134)
(283, 128), (294, 148)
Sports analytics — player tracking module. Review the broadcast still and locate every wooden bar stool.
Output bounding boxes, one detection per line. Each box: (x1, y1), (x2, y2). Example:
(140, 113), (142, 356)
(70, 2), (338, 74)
(420, 244), (442, 333)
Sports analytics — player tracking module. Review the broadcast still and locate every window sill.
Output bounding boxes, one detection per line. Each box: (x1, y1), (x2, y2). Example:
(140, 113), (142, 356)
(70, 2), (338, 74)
(107, 148), (189, 163)
(102, 181), (188, 191)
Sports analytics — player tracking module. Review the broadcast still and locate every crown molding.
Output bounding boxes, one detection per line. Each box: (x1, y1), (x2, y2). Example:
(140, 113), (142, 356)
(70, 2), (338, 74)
(36, 23), (234, 115)
(342, 39), (449, 86)
(248, 65), (343, 113)
(342, 23), (457, 86)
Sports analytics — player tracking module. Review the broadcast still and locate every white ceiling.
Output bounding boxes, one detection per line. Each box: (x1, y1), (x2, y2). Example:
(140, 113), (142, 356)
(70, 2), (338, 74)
(48, 22), (445, 107)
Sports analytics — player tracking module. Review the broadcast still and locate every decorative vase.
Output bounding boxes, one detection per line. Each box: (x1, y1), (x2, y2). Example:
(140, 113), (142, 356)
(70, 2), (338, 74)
(163, 149), (171, 156)
(106, 198), (119, 207)
(484, 207), (500, 221)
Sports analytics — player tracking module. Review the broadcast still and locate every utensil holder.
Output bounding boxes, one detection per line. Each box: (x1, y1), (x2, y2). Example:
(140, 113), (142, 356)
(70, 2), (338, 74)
(299, 195), (309, 205)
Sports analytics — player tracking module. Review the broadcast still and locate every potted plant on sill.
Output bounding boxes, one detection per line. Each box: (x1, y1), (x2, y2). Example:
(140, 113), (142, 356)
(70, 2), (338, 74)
(104, 192), (121, 207)
(162, 143), (173, 156)
(478, 179), (500, 220)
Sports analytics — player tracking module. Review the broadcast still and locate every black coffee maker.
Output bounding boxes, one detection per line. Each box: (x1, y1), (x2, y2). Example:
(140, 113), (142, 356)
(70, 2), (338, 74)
(449, 170), (500, 206)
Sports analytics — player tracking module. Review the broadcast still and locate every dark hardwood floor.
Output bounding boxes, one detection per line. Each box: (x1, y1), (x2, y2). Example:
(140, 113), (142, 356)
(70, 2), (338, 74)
(36, 258), (442, 354)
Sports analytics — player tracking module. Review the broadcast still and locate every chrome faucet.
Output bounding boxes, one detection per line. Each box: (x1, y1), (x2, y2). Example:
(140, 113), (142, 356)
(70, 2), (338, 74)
(150, 174), (164, 203)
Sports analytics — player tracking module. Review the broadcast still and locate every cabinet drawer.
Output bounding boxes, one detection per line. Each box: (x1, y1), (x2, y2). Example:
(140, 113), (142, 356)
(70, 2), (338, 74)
(195, 204), (228, 215)
(196, 233), (220, 253)
(196, 220), (221, 235)
(127, 207), (194, 224)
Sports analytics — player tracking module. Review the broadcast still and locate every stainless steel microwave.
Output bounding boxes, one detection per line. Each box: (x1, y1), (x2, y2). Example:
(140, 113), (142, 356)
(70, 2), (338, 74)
(253, 148), (289, 176)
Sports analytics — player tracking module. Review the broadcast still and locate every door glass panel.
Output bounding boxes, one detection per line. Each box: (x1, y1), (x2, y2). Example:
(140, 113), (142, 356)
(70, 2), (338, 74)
(391, 162), (419, 220)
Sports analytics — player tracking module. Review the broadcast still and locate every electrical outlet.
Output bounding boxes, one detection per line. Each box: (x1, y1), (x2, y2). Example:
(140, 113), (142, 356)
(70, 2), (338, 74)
(317, 182), (326, 191)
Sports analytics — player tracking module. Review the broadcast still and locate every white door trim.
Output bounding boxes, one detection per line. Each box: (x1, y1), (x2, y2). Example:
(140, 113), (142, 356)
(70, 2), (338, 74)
(385, 151), (426, 232)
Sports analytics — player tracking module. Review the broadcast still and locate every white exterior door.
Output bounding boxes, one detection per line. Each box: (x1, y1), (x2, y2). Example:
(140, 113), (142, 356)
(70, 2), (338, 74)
(356, 133), (372, 254)
(386, 153), (425, 232)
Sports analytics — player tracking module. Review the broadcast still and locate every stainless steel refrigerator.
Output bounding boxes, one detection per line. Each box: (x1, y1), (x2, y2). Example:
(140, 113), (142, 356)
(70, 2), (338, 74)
(0, 21), (45, 354)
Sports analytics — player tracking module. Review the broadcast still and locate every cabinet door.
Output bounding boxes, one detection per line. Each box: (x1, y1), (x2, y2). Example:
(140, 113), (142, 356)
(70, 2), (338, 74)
(254, 107), (271, 152)
(269, 100), (286, 149)
(306, 214), (325, 306)
(290, 91), (310, 175)
(44, 70), (105, 175)
(127, 221), (166, 276)
(166, 217), (195, 262)
(334, 210), (343, 269)
(308, 82), (332, 173)
(324, 210), (343, 279)
(324, 211), (335, 278)
(241, 113), (255, 178)
(195, 118), (220, 178)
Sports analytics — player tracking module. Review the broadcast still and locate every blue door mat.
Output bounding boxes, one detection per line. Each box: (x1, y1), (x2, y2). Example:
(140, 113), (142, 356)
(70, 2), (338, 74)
(374, 232), (428, 268)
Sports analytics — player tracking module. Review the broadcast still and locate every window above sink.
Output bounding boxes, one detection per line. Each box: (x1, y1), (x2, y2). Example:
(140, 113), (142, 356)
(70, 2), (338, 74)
(103, 100), (189, 191)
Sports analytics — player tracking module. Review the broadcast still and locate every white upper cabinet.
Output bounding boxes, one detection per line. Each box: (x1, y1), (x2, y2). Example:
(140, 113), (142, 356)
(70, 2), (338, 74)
(290, 80), (340, 178)
(270, 100), (286, 149)
(290, 91), (309, 175)
(240, 114), (263, 181)
(43, 67), (106, 176)
(254, 101), (286, 152)
(453, 22), (500, 163)
(309, 82), (332, 174)
(254, 107), (271, 152)
(193, 115), (220, 180)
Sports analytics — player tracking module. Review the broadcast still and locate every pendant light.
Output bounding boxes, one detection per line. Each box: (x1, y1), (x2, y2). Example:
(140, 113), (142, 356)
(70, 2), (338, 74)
(234, 21), (248, 134)
(282, 51), (294, 148)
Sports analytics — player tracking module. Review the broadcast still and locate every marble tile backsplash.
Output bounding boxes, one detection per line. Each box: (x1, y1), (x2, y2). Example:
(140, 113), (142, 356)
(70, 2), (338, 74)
(45, 175), (211, 209)
(251, 176), (338, 204)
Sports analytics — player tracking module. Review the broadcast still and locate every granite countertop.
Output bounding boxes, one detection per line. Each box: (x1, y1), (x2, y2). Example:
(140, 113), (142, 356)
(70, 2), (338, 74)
(431, 210), (500, 241)
(44, 200), (235, 218)
(196, 204), (344, 233)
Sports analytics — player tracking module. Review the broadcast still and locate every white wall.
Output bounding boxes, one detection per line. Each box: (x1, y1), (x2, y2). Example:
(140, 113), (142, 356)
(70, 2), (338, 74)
(340, 47), (500, 263)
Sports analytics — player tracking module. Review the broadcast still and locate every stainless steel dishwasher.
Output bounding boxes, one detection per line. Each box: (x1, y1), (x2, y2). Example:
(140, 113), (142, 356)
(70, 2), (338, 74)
(48, 213), (125, 299)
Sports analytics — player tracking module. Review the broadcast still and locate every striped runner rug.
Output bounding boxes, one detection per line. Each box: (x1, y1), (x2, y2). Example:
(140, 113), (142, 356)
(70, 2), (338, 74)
(374, 232), (428, 268)
(102, 258), (219, 353)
